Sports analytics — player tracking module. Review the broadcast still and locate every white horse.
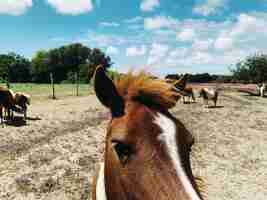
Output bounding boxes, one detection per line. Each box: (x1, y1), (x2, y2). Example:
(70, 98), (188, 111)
(257, 83), (266, 97)
(199, 88), (219, 107)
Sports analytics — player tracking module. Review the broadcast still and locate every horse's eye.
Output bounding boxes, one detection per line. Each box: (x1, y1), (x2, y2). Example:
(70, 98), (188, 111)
(112, 141), (133, 165)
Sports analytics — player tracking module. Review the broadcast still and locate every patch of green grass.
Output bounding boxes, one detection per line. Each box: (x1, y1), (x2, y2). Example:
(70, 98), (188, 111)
(0, 83), (93, 102)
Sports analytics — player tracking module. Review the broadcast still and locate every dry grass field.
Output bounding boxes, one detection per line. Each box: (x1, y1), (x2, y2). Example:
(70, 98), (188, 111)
(0, 84), (266, 200)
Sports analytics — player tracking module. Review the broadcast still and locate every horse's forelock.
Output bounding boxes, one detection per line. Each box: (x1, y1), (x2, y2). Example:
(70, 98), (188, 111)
(115, 72), (180, 110)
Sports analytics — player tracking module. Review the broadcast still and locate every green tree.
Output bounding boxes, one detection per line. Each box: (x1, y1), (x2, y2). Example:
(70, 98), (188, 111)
(0, 54), (14, 82)
(9, 53), (31, 82)
(231, 54), (267, 83)
(0, 52), (31, 84)
(87, 48), (112, 80)
(31, 50), (50, 83)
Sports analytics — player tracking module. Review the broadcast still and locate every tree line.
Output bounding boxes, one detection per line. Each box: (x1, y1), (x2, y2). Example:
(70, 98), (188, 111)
(1, 44), (266, 85)
(231, 53), (267, 83)
(166, 54), (267, 84)
(165, 73), (232, 83)
(0, 43), (112, 84)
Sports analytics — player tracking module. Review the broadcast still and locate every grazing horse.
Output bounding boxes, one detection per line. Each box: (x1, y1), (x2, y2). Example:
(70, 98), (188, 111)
(199, 88), (218, 107)
(182, 86), (196, 104)
(0, 87), (21, 124)
(173, 73), (189, 91)
(13, 92), (31, 119)
(92, 66), (204, 200)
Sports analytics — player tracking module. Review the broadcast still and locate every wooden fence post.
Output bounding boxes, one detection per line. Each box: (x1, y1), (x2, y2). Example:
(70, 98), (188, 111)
(50, 72), (56, 99)
(75, 72), (79, 96)
(6, 78), (10, 89)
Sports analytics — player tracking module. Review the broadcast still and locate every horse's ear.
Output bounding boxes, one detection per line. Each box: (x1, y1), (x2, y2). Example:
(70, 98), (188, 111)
(94, 65), (125, 117)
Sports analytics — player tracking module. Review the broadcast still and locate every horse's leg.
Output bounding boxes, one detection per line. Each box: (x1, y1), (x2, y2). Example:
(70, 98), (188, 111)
(11, 109), (13, 120)
(24, 108), (27, 120)
(192, 92), (195, 102)
(7, 108), (11, 120)
(0, 106), (3, 126)
(5, 108), (9, 120)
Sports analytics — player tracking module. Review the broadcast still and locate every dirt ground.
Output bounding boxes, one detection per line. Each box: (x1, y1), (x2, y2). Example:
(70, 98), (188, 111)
(0, 88), (266, 200)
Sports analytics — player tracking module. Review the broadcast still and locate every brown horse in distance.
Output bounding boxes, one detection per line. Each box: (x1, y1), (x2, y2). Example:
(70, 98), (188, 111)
(0, 87), (25, 125)
(12, 92), (31, 119)
(182, 86), (196, 104)
(0, 87), (20, 124)
(91, 66), (204, 200)
(199, 88), (219, 107)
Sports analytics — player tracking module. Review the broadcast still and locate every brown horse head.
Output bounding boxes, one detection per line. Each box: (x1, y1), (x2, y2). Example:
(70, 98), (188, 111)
(93, 66), (203, 200)
(173, 74), (189, 91)
(14, 92), (31, 108)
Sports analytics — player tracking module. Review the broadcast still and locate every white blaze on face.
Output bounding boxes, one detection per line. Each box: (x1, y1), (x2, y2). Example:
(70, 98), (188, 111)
(96, 163), (107, 200)
(155, 113), (201, 200)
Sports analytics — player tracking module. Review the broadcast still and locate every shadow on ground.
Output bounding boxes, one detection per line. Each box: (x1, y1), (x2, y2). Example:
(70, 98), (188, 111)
(4, 116), (42, 127)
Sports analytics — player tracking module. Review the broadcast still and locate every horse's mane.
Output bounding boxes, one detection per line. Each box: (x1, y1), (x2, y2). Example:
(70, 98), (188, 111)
(114, 71), (180, 109)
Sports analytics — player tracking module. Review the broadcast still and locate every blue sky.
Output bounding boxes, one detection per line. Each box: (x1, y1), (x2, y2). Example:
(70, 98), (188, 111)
(1, 0), (267, 76)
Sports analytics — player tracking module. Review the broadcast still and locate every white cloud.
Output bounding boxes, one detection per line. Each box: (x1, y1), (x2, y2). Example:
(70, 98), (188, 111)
(192, 39), (213, 51)
(147, 43), (169, 65)
(78, 13), (267, 75)
(166, 48), (189, 66)
(123, 17), (144, 30)
(0, 0), (32, 16)
(84, 31), (128, 47)
(144, 16), (179, 30)
(214, 37), (233, 50)
(214, 13), (267, 51)
(141, 0), (160, 12)
(230, 14), (267, 38)
(47, 0), (93, 15)
(176, 28), (196, 42)
(99, 22), (120, 27)
(169, 48), (188, 58)
(126, 45), (147, 57)
(191, 51), (213, 64)
(106, 46), (119, 55)
(193, 0), (227, 16)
